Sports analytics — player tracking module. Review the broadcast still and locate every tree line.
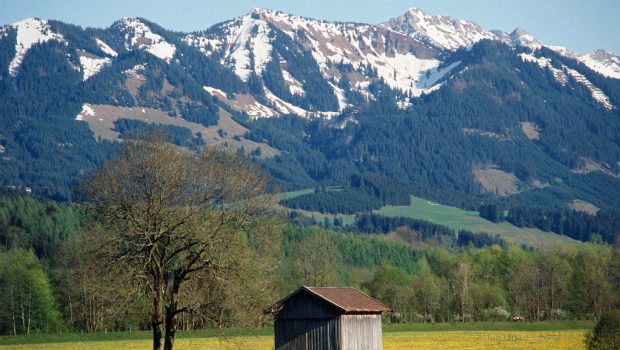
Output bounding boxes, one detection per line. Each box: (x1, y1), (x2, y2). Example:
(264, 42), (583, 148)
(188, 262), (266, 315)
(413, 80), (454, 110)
(281, 173), (411, 214)
(478, 203), (620, 245)
(1, 190), (618, 337)
(283, 226), (620, 324)
(506, 207), (620, 244)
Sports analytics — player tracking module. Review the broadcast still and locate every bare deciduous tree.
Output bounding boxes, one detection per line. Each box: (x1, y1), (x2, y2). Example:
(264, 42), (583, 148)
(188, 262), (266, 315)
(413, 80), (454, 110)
(82, 137), (274, 350)
(293, 231), (342, 286)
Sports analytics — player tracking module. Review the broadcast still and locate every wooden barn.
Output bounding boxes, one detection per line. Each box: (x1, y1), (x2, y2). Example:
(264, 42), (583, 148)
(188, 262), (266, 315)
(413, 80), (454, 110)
(270, 286), (392, 350)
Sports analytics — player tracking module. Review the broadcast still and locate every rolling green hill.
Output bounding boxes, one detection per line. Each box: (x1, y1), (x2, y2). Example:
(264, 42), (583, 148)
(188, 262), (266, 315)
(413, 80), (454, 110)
(377, 196), (578, 247)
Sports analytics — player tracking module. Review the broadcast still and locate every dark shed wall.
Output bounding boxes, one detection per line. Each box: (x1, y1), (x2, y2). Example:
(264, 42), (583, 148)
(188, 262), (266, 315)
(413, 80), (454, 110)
(277, 290), (341, 320)
(340, 314), (382, 350)
(275, 318), (340, 350)
(275, 291), (343, 350)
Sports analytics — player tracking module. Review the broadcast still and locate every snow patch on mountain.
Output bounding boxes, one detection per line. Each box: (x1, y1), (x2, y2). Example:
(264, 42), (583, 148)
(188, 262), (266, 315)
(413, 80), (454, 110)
(95, 38), (117, 57)
(519, 53), (568, 84)
(117, 17), (176, 62)
(262, 86), (339, 118)
(574, 50), (620, 79)
(264, 88), (308, 116)
(78, 54), (112, 80)
(396, 97), (412, 110)
(563, 67), (613, 109)
(368, 52), (459, 96)
(183, 35), (221, 56)
(328, 81), (348, 111)
(282, 70), (304, 95)
(203, 12), (273, 81)
(546, 47), (620, 80)
(75, 103), (95, 121)
(203, 86), (226, 96)
(9, 18), (65, 77)
(124, 64), (146, 76)
(204, 86), (277, 118)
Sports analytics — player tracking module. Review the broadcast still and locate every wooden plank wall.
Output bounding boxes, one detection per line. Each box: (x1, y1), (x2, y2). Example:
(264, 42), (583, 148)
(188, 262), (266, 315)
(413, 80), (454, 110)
(340, 314), (382, 350)
(277, 291), (341, 320)
(275, 318), (340, 350)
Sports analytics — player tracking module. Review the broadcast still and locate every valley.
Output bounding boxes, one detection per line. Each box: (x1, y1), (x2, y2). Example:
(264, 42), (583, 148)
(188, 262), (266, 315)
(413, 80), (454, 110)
(0, 4), (619, 349)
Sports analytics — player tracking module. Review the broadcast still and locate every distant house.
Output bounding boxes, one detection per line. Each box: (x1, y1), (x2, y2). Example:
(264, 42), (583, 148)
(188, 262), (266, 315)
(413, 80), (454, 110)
(270, 286), (392, 350)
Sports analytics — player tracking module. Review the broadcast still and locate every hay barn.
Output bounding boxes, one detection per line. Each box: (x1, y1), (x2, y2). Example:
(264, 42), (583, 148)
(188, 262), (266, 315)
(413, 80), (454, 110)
(271, 286), (392, 350)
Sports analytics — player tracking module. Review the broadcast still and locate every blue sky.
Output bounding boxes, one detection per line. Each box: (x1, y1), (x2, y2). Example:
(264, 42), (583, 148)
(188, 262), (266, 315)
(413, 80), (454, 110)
(1, 0), (619, 54)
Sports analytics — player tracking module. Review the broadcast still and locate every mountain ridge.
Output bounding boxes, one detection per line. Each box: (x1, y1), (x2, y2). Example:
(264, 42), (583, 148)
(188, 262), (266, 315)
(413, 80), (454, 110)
(3, 8), (619, 89)
(0, 8), (619, 210)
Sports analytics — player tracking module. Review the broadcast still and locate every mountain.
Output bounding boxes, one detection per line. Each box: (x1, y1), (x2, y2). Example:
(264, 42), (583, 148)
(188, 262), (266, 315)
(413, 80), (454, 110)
(381, 7), (496, 51)
(184, 8), (457, 118)
(382, 8), (620, 79)
(0, 8), (619, 216)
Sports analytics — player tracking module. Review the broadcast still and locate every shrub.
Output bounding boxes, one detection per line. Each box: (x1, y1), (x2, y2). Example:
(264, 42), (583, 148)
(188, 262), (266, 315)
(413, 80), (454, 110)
(585, 310), (620, 350)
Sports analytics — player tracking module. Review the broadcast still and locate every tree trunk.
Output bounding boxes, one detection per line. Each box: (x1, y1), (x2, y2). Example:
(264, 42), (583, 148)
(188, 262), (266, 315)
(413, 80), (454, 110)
(163, 309), (176, 350)
(20, 288), (25, 332)
(69, 295), (73, 326)
(10, 285), (16, 335)
(27, 298), (31, 335)
(163, 277), (181, 350)
(152, 276), (164, 350)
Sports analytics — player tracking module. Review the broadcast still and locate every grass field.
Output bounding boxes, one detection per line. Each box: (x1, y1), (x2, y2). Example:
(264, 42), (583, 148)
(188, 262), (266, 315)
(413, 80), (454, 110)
(377, 196), (577, 247)
(0, 322), (592, 350)
(277, 188), (315, 201)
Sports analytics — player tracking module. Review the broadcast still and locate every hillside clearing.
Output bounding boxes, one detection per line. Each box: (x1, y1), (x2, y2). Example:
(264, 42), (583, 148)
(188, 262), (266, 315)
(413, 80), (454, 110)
(568, 199), (599, 215)
(377, 196), (578, 247)
(473, 166), (520, 196)
(76, 104), (279, 158)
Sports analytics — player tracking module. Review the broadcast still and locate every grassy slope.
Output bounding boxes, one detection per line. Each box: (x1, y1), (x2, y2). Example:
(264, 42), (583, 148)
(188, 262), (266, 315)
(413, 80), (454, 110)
(278, 188), (315, 201)
(377, 196), (578, 247)
(278, 190), (578, 247)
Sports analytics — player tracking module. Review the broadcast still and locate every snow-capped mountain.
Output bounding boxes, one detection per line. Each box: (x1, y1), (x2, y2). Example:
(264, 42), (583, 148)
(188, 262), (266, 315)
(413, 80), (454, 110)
(1, 7), (618, 116)
(383, 8), (620, 82)
(5, 18), (65, 77)
(1, 8), (620, 206)
(572, 49), (620, 79)
(185, 8), (461, 117)
(381, 7), (496, 51)
(112, 17), (176, 62)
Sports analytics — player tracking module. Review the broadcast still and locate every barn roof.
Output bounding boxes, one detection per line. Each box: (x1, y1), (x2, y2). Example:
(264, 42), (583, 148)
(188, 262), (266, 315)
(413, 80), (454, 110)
(274, 286), (392, 314)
